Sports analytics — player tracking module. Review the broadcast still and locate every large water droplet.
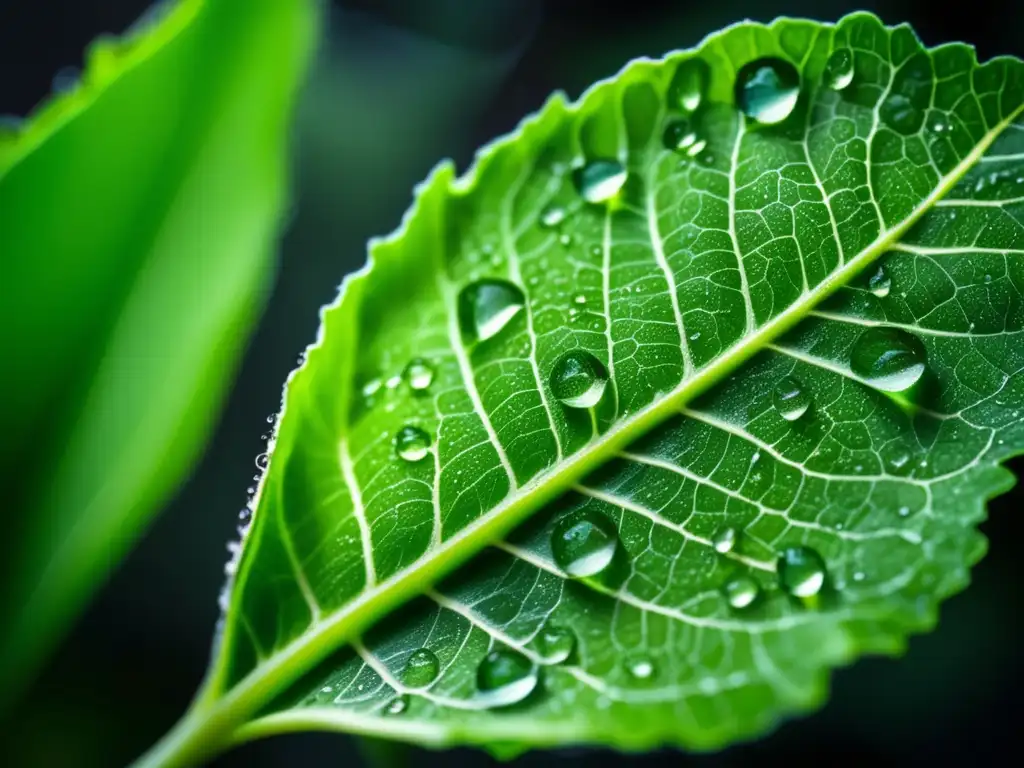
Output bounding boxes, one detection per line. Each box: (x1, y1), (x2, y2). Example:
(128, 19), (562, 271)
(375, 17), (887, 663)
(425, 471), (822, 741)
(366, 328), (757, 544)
(476, 649), (539, 707)
(625, 656), (656, 681)
(395, 426), (431, 462)
(823, 48), (854, 90)
(458, 279), (526, 342)
(549, 350), (609, 408)
(849, 328), (926, 392)
(552, 510), (619, 577)
(773, 376), (811, 421)
(537, 622), (576, 664)
(880, 94), (923, 136)
(402, 648), (441, 688)
(574, 160), (628, 204)
(670, 58), (709, 113)
(867, 266), (892, 298)
(403, 357), (435, 392)
(385, 694), (409, 715)
(777, 546), (827, 598)
(735, 58), (800, 125)
(724, 575), (760, 608)
(712, 526), (738, 554)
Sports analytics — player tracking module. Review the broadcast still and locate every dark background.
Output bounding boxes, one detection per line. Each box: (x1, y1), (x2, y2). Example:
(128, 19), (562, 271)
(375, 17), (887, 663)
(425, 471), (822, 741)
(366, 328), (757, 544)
(1, 0), (1022, 765)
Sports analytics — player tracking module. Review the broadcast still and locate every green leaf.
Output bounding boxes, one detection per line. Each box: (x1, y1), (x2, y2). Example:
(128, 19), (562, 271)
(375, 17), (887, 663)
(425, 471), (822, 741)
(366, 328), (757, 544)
(141, 12), (1024, 765)
(0, 0), (318, 706)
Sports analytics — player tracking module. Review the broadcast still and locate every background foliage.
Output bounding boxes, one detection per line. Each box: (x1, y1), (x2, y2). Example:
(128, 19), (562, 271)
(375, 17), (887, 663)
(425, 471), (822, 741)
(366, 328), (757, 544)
(1, 0), (1021, 766)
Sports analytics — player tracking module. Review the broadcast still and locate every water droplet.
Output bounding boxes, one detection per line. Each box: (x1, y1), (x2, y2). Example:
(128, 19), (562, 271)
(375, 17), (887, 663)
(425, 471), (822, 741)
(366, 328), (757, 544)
(403, 357), (435, 391)
(0, 114), (24, 141)
(574, 294), (587, 305)
(625, 656), (655, 680)
(362, 378), (382, 398)
(823, 48), (854, 90)
(713, 527), (738, 554)
(868, 265), (892, 297)
(476, 649), (539, 707)
(724, 575), (760, 608)
(549, 350), (609, 408)
(551, 509), (619, 577)
(385, 694), (409, 715)
(735, 58), (800, 125)
(458, 279), (526, 342)
(849, 328), (926, 392)
(395, 426), (431, 462)
(574, 160), (628, 204)
(537, 623), (576, 664)
(559, 232), (573, 247)
(540, 205), (566, 228)
(670, 58), (709, 113)
(777, 546), (827, 598)
(402, 648), (440, 688)
(880, 94), (922, 136)
(773, 376), (811, 421)
(52, 66), (80, 94)
(853, 571), (866, 582)
(662, 120), (699, 153)
(898, 505), (911, 517)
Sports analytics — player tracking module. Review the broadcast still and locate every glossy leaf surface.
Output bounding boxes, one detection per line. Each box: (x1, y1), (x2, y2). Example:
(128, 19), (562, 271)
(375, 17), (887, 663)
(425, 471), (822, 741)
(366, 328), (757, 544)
(152, 12), (1024, 763)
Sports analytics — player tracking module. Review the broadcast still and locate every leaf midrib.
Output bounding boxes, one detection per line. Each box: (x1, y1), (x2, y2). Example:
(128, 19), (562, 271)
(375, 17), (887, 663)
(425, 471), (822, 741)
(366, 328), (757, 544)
(195, 104), (1024, 749)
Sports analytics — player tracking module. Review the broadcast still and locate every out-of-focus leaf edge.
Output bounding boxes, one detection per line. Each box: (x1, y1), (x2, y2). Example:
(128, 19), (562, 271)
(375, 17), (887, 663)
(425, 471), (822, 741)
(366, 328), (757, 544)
(0, 0), (200, 178)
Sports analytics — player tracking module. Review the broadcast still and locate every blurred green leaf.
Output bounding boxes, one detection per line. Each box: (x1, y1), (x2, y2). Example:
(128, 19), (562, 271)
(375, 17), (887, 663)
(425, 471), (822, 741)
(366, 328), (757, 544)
(139, 11), (1024, 766)
(0, 0), (318, 707)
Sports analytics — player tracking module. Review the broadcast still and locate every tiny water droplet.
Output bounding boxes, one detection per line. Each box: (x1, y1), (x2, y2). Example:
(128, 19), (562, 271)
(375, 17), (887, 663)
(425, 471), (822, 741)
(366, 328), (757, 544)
(625, 656), (655, 681)
(550, 350), (609, 408)
(458, 279), (526, 342)
(265, 414), (276, 424)
(724, 575), (760, 608)
(403, 648), (440, 688)
(850, 328), (926, 392)
(362, 378), (382, 398)
(255, 453), (269, 470)
(551, 509), (619, 577)
(898, 505), (911, 517)
(403, 357), (435, 392)
(670, 58), (709, 113)
(574, 294), (587, 305)
(385, 694), (409, 715)
(574, 160), (628, 204)
(868, 265), (892, 297)
(823, 48), (854, 90)
(662, 120), (699, 153)
(395, 426), (431, 462)
(476, 649), (539, 707)
(540, 205), (566, 228)
(385, 375), (401, 390)
(713, 527), (738, 554)
(773, 376), (811, 421)
(735, 58), (801, 125)
(559, 232), (573, 247)
(853, 571), (866, 582)
(537, 623), (576, 664)
(52, 65), (80, 93)
(777, 546), (827, 598)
